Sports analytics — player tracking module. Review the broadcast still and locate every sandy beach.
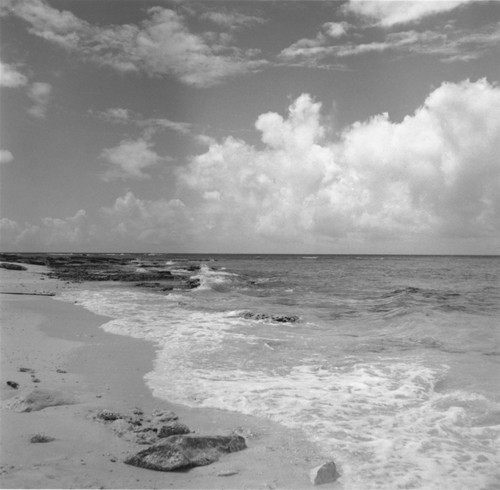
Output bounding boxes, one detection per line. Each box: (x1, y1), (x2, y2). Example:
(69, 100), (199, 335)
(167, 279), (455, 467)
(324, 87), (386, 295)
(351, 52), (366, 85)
(0, 264), (326, 489)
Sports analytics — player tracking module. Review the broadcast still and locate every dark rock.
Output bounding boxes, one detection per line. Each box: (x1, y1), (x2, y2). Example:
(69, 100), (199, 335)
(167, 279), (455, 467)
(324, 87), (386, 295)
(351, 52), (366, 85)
(187, 278), (201, 289)
(6, 381), (19, 389)
(19, 367), (35, 373)
(310, 461), (340, 485)
(97, 409), (123, 421)
(157, 421), (191, 438)
(124, 434), (247, 471)
(0, 262), (27, 271)
(241, 312), (299, 323)
(30, 434), (55, 443)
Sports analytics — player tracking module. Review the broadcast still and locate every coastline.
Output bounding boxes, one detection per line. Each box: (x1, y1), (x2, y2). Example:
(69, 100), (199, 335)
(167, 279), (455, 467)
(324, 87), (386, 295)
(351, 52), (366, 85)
(1, 265), (326, 489)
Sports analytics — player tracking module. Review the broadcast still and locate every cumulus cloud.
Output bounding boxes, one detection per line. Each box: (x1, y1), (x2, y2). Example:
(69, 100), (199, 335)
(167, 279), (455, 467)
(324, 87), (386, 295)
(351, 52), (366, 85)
(98, 191), (190, 246)
(343, 0), (473, 27)
(100, 136), (166, 181)
(6, 0), (267, 87)
(0, 60), (28, 87)
(3, 80), (499, 252)
(0, 149), (14, 164)
(0, 210), (89, 251)
(27, 81), (52, 118)
(176, 79), (500, 248)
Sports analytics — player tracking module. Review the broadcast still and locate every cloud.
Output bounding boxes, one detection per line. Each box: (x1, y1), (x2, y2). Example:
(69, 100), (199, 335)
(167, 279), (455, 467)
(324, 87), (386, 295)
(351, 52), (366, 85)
(100, 136), (166, 181)
(175, 79), (500, 248)
(323, 21), (351, 38)
(3, 80), (500, 253)
(0, 210), (89, 251)
(94, 107), (192, 135)
(98, 191), (190, 246)
(279, 21), (500, 65)
(27, 81), (52, 118)
(0, 149), (14, 164)
(343, 0), (473, 27)
(0, 60), (28, 87)
(200, 10), (266, 29)
(7, 0), (267, 87)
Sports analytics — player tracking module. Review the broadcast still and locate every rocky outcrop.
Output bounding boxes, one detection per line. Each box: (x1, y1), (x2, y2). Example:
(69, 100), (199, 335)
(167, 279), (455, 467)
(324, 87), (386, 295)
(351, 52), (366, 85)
(310, 461), (340, 485)
(241, 312), (299, 323)
(124, 434), (247, 471)
(0, 262), (27, 271)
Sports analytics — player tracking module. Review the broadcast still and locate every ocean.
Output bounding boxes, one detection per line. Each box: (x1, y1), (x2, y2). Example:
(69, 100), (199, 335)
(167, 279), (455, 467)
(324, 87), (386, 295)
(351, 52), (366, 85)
(57, 255), (500, 489)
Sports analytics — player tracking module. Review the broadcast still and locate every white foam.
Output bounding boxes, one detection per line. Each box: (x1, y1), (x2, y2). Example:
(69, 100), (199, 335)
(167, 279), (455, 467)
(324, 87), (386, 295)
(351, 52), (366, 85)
(56, 288), (500, 490)
(191, 264), (239, 292)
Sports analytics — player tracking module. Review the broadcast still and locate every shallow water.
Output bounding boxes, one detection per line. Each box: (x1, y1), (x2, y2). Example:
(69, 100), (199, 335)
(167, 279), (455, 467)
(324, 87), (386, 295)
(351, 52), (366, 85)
(58, 255), (500, 489)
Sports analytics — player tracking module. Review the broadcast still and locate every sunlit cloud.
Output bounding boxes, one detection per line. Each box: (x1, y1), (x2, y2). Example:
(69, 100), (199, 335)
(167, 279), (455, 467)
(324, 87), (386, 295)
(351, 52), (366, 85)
(0, 60), (28, 87)
(343, 0), (473, 28)
(100, 136), (167, 182)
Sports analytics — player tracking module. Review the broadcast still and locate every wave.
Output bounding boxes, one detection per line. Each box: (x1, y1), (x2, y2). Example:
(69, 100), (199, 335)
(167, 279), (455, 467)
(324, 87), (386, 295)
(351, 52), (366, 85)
(190, 264), (241, 293)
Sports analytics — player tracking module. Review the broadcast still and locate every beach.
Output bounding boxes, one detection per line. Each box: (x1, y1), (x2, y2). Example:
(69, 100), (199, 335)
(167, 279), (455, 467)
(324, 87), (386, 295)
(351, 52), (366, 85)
(0, 264), (325, 489)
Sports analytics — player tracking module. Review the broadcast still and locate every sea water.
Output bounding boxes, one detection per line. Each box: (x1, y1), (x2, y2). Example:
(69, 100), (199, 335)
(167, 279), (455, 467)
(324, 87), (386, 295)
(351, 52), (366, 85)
(58, 255), (500, 489)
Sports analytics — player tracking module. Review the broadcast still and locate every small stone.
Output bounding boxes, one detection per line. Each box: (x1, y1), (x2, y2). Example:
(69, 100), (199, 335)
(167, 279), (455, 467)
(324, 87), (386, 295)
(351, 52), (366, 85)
(30, 434), (55, 443)
(310, 461), (339, 485)
(6, 381), (19, 389)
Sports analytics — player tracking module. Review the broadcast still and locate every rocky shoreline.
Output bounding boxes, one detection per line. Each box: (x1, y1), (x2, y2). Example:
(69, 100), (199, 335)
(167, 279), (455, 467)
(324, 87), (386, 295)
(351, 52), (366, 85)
(0, 252), (202, 291)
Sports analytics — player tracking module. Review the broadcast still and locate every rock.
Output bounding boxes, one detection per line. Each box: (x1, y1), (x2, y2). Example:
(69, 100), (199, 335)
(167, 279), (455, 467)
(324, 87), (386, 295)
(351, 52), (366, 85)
(152, 410), (178, 422)
(6, 381), (19, 389)
(0, 262), (27, 271)
(187, 278), (201, 289)
(30, 434), (55, 443)
(96, 409), (123, 421)
(241, 312), (299, 323)
(157, 421), (191, 438)
(124, 434), (247, 472)
(310, 461), (340, 485)
(6, 389), (75, 412)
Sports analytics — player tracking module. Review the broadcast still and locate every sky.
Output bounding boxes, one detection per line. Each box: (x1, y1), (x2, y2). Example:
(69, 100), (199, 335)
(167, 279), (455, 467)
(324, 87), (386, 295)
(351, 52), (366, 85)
(0, 0), (499, 254)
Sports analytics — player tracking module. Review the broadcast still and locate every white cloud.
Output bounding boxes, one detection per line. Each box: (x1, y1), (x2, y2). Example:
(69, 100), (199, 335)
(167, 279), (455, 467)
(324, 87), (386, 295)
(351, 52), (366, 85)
(323, 21), (351, 38)
(0, 210), (89, 251)
(6, 0), (267, 87)
(95, 107), (192, 135)
(27, 81), (52, 118)
(0, 60), (28, 87)
(176, 79), (500, 248)
(279, 21), (500, 65)
(3, 80), (499, 253)
(100, 137), (165, 181)
(343, 0), (473, 27)
(0, 149), (14, 164)
(200, 10), (266, 29)
(98, 191), (190, 246)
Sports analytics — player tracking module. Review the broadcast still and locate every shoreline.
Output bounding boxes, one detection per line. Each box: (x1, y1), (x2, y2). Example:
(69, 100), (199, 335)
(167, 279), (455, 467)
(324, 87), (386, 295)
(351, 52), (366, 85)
(1, 265), (327, 489)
